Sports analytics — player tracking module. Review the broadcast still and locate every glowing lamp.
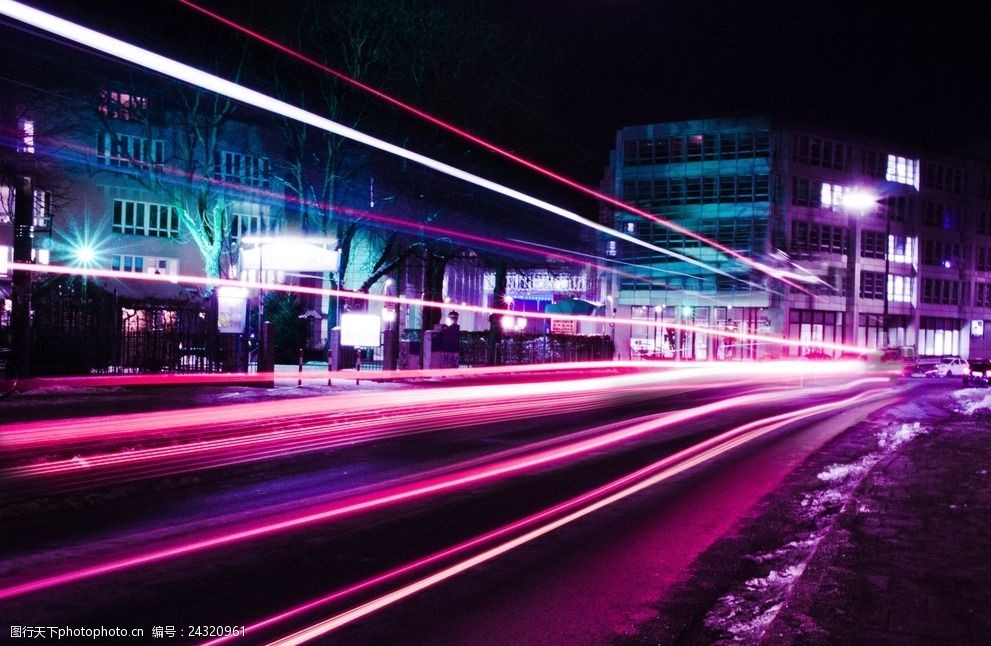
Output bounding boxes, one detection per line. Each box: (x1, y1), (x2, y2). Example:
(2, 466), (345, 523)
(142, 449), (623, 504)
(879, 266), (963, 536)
(74, 245), (96, 265)
(841, 189), (877, 213)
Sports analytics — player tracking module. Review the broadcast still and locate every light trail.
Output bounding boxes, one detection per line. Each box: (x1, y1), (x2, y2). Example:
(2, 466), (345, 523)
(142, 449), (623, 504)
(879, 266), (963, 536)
(8, 261), (875, 356)
(0, 377), (888, 602)
(174, 0), (811, 294)
(217, 386), (893, 645)
(19, 132), (660, 290)
(2, 360), (876, 453)
(0, 1), (758, 289)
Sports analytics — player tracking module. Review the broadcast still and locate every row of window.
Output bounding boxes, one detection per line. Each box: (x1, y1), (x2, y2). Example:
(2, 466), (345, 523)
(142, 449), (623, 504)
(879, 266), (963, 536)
(790, 221), (847, 255)
(622, 131), (771, 166)
(622, 175), (770, 205)
(111, 254), (177, 275)
(859, 271), (915, 303)
(93, 134), (271, 187)
(793, 134), (851, 171)
(96, 133), (164, 168)
(112, 199), (179, 238)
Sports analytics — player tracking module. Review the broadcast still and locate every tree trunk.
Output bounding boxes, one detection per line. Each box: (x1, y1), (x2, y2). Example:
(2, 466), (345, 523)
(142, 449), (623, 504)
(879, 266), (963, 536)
(486, 262), (508, 365)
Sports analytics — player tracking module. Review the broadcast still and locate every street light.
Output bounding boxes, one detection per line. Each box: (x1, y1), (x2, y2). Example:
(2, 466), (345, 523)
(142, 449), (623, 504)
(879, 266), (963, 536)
(653, 305), (662, 355)
(843, 189), (883, 348)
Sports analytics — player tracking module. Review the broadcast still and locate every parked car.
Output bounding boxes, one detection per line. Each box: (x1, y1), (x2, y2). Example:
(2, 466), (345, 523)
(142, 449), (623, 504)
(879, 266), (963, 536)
(963, 358), (991, 387)
(927, 357), (969, 378)
(800, 350), (833, 360)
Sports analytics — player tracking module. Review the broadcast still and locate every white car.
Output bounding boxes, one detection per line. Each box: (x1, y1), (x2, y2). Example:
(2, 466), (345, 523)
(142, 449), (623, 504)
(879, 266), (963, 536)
(931, 357), (969, 377)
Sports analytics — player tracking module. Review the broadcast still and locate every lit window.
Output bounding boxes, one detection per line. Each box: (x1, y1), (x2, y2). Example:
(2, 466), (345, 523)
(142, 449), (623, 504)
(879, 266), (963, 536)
(625, 222), (636, 233)
(17, 119), (34, 154)
(0, 184), (12, 225)
(888, 235), (916, 265)
(99, 89), (149, 121)
(886, 154), (920, 190)
(820, 183), (849, 211)
(888, 275), (915, 305)
(605, 240), (618, 257)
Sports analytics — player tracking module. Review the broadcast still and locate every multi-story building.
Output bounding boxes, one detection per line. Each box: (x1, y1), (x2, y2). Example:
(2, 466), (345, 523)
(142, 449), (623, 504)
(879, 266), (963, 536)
(601, 116), (991, 360)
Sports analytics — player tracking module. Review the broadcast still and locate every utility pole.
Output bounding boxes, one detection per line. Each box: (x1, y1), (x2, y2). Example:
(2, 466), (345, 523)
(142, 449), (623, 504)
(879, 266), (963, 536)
(12, 173), (33, 377)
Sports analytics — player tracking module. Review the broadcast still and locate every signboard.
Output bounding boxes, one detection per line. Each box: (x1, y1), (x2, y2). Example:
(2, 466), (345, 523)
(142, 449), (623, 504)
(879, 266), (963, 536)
(216, 286), (248, 333)
(972, 319), (985, 338)
(241, 242), (339, 272)
(550, 317), (577, 335)
(340, 313), (381, 347)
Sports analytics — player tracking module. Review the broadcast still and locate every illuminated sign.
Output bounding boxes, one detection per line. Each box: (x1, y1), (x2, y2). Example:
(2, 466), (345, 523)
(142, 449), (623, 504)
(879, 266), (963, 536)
(340, 313), (381, 347)
(241, 242), (339, 272)
(972, 319), (985, 338)
(217, 286), (248, 333)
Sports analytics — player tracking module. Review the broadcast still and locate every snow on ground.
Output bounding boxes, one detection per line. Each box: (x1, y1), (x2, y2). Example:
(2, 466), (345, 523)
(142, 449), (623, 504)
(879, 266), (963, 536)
(951, 388), (991, 415)
(703, 420), (929, 644)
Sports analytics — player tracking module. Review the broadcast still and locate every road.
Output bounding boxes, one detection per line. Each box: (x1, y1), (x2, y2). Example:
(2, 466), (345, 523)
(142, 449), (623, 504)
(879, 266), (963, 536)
(0, 363), (905, 644)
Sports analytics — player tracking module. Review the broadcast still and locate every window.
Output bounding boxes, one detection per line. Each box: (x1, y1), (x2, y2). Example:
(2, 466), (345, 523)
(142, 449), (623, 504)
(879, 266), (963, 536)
(860, 271), (886, 299)
(887, 155), (920, 190)
(217, 151), (271, 188)
(820, 182), (851, 211)
(923, 201), (960, 230)
(17, 119), (34, 154)
(0, 184), (12, 225)
(112, 199), (179, 238)
(978, 211), (991, 235)
(0, 186), (52, 228)
(605, 240), (617, 257)
(922, 162), (964, 194)
(791, 221), (846, 255)
(922, 240), (961, 267)
(861, 231), (886, 259)
(793, 134), (850, 170)
(888, 274), (914, 304)
(863, 149), (887, 178)
(98, 89), (149, 122)
(97, 134), (164, 168)
(880, 196), (911, 223)
(976, 283), (991, 308)
(976, 246), (991, 272)
(791, 177), (822, 207)
(112, 254), (178, 275)
(33, 189), (52, 230)
(921, 278), (961, 305)
(889, 235), (916, 265)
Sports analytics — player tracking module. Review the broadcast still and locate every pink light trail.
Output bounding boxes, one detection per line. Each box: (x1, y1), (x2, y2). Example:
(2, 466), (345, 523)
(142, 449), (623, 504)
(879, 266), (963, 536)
(208, 386), (892, 645)
(0, 378), (888, 602)
(8, 261), (872, 356)
(176, 0), (810, 293)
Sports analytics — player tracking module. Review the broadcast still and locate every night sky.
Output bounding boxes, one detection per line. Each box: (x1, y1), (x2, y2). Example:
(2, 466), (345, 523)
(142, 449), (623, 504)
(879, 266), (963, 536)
(496, 0), (991, 181)
(7, 0), (991, 186)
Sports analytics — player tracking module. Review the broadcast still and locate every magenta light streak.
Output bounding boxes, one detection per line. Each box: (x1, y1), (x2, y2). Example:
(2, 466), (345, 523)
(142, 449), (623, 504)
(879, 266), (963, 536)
(236, 387), (891, 645)
(0, 2), (747, 286)
(3, 363), (880, 456)
(175, 0), (810, 294)
(7, 261), (872, 356)
(26, 132), (653, 289)
(0, 377), (888, 602)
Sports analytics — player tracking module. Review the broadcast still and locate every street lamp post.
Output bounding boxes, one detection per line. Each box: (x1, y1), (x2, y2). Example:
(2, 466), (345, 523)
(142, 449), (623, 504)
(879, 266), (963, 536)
(653, 305), (661, 355)
(843, 189), (880, 349)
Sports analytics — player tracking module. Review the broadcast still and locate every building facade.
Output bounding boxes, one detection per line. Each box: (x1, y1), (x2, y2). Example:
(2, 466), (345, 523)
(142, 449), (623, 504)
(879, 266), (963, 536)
(601, 116), (991, 360)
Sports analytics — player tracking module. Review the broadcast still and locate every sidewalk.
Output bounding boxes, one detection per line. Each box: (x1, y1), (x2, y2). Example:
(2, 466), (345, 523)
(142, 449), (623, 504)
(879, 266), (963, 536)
(766, 384), (991, 644)
(623, 380), (991, 645)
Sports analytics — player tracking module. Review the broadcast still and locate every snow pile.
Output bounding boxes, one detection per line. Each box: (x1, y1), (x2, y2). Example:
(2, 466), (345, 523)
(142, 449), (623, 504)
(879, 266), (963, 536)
(952, 389), (991, 415)
(704, 420), (929, 642)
